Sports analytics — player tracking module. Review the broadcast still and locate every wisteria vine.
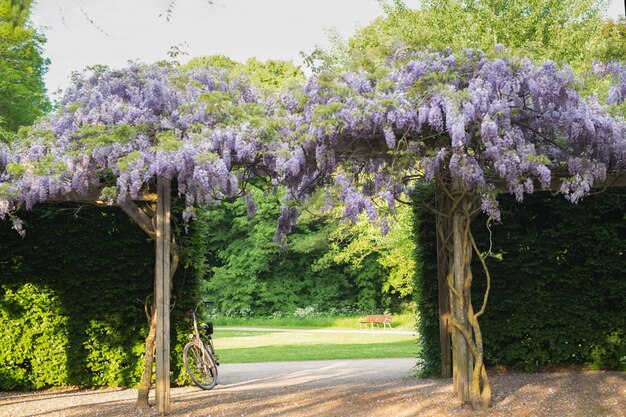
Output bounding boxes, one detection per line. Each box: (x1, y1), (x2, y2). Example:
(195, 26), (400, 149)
(1, 50), (625, 239)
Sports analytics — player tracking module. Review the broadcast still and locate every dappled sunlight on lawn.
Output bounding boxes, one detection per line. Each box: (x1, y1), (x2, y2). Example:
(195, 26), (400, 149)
(217, 341), (417, 363)
(215, 329), (414, 349)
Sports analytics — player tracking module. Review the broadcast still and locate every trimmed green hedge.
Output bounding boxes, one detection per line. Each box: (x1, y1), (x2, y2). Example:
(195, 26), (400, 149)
(0, 205), (200, 390)
(415, 188), (626, 376)
(412, 187), (441, 377)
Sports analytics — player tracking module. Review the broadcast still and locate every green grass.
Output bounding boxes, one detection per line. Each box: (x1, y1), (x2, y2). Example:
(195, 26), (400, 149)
(217, 341), (417, 363)
(212, 312), (416, 330)
(212, 329), (418, 363)
(213, 330), (272, 338)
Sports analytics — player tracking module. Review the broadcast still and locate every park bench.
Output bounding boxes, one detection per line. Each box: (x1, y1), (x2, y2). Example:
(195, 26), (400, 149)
(357, 314), (393, 330)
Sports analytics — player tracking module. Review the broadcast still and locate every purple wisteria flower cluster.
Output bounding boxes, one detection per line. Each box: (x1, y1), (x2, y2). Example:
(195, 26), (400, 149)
(594, 61), (626, 105)
(1, 50), (625, 238)
(0, 62), (280, 230)
(272, 49), (626, 233)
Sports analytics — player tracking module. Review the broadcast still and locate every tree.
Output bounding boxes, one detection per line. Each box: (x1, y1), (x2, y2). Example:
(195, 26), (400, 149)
(321, 204), (416, 303)
(0, 0), (50, 140)
(269, 50), (625, 409)
(0, 61), (281, 409)
(310, 0), (609, 76)
(595, 17), (626, 62)
(196, 186), (414, 315)
(186, 55), (305, 90)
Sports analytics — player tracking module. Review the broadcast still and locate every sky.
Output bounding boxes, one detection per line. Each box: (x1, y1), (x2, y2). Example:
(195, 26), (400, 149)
(32, 0), (626, 95)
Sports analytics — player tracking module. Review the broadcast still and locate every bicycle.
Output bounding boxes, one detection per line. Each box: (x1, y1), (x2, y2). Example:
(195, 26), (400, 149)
(183, 301), (219, 390)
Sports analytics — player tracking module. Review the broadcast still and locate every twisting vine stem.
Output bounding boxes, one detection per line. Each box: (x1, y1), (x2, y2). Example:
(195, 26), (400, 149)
(470, 230), (491, 319)
(439, 179), (492, 410)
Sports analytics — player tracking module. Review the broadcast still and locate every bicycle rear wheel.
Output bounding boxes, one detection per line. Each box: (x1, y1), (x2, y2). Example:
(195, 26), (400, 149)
(183, 341), (218, 390)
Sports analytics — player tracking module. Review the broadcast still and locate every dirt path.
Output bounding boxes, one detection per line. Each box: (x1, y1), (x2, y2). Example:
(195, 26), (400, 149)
(0, 359), (624, 417)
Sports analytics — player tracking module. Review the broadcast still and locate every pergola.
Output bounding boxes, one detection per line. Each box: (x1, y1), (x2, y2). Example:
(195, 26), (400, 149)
(47, 170), (625, 415)
(2, 51), (625, 414)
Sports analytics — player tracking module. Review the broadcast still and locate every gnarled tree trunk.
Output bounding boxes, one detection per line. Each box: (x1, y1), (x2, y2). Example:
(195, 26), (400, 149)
(437, 179), (492, 410)
(135, 301), (157, 408)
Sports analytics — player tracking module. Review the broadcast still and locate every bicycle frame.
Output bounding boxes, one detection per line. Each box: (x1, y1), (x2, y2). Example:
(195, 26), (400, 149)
(184, 301), (219, 390)
(189, 309), (214, 351)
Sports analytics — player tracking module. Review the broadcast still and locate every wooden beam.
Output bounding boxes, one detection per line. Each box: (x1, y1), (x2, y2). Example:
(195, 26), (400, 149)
(46, 187), (157, 203)
(155, 177), (171, 415)
(119, 201), (156, 239)
(589, 172), (626, 190)
(450, 186), (472, 403)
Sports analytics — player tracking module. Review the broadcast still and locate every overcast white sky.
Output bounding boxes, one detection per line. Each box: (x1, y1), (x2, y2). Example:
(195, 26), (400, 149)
(32, 0), (626, 95)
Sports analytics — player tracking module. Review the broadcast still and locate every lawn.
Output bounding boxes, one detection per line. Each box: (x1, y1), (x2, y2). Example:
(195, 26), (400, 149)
(212, 329), (418, 363)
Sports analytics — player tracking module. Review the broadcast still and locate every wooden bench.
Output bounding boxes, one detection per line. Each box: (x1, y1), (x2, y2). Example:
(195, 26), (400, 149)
(357, 314), (393, 330)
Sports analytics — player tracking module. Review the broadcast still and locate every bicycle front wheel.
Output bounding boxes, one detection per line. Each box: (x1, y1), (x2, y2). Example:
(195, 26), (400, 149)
(183, 341), (218, 390)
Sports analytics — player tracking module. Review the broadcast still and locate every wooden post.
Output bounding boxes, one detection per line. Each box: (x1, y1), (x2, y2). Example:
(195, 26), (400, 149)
(451, 207), (470, 402)
(450, 186), (473, 404)
(435, 188), (452, 378)
(155, 177), (171, 415)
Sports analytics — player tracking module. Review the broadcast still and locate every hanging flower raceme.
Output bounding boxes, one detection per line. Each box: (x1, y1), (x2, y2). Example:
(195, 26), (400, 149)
(1, 49), (625, 238)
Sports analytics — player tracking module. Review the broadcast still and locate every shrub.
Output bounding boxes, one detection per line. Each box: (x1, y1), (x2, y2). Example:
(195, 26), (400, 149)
(0, 204), (202, 390)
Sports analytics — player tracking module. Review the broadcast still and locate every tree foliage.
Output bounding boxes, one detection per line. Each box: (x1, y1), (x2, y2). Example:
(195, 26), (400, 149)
(0, 0), (49, 139)
(316, 0), (610, 75)
(196, 186), (414, 315)
(321, 204), (416, 300)
(185, 55), (305, 90)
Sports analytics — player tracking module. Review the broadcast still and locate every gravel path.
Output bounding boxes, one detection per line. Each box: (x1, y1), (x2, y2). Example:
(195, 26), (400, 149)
(0, 359), (624, 417)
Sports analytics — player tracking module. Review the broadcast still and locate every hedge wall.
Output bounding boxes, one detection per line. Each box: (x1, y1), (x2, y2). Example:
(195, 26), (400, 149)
(415, 188), (626, 376)
(0, 205), (201, 390)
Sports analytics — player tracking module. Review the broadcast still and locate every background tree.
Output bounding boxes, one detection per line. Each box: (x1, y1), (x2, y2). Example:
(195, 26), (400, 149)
(0, 0), (49, 141)
(197, 186), (415, 315)
(309, 0), (610, 75)
(185, 55), (305, 89)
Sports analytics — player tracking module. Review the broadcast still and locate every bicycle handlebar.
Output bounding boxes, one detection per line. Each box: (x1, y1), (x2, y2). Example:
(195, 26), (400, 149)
(192, 300), (214, 313)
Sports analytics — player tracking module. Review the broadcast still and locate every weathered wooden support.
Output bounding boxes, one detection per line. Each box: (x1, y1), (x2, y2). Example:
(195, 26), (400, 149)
(435, 187), (452, 378)
(119, 201), (156, 239)
(155, 177), (171, 415)
(47, 188), (157, 203)
(451, 196), (473, 403)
